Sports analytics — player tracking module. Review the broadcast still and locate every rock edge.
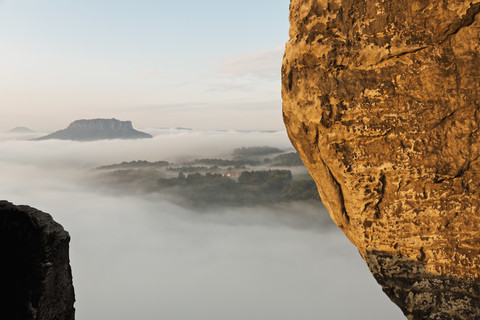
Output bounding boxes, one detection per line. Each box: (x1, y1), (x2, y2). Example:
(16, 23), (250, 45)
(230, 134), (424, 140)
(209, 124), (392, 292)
(0, 200), (75, 320)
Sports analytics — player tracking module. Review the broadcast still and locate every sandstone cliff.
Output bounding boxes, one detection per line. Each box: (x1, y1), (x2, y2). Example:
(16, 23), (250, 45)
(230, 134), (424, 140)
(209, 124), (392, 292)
(36, 118), (152, 141)
(0, 201), (75, 320)
(282, 1), (480, 319)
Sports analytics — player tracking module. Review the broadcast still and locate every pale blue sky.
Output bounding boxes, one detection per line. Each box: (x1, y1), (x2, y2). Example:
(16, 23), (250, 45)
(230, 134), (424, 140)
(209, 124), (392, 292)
(0, 0), (290, 130)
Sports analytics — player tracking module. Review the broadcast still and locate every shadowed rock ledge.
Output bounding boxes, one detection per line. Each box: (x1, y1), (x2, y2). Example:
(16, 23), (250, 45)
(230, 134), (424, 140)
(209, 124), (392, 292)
(282, 0), (480, 319)
(0, 201), (75, 320)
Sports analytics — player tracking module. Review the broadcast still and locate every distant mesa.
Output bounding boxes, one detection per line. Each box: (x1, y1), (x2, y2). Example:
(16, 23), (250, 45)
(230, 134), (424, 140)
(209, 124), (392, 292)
(7, 127), (35, 134)
(36, 118), (152, 141)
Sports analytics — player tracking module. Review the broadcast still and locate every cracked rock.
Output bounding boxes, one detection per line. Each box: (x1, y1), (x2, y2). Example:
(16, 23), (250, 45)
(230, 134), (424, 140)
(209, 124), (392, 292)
(282, 0), (480, 319)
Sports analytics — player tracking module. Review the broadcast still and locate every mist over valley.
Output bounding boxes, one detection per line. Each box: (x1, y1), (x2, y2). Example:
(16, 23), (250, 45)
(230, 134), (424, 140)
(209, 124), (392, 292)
(0, 127), (404, 320)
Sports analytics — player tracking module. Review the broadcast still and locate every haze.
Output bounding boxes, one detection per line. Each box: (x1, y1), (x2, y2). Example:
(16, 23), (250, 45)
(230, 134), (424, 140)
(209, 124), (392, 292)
(0, 131), (404, 319)
(1, 1), (404, 319)
(0, 0), (287, 131)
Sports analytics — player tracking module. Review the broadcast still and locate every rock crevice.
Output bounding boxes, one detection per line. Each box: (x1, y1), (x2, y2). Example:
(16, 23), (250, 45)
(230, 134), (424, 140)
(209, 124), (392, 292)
(282, 0), (480, 319)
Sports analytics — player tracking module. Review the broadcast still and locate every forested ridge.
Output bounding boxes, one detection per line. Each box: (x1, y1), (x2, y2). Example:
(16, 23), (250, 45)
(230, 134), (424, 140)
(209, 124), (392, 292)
(95, 147), (319, 208)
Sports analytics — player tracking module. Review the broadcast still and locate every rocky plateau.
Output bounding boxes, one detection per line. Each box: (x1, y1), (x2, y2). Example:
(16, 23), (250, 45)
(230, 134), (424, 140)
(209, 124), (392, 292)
(36, 118), (152, 141)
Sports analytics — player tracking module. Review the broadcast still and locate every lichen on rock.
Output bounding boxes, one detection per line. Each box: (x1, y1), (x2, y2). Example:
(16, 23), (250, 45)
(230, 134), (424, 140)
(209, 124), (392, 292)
(282, 0), (480, 319)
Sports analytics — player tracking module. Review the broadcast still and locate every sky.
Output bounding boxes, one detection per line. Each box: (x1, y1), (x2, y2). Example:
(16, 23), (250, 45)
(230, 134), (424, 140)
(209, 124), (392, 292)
(0, 0), (290, 131)
(0, 2), (409, 317)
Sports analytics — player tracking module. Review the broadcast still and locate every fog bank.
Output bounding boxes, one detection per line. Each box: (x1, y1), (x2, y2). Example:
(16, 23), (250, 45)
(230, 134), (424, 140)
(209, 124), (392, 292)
(0, 129), (292, 167)
(0, 130), (405, 319)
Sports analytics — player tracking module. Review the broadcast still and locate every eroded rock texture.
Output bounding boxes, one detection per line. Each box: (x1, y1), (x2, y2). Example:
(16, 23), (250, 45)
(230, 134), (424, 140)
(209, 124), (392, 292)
(282, 1), (480, 319)
(0, 201), (75, 320)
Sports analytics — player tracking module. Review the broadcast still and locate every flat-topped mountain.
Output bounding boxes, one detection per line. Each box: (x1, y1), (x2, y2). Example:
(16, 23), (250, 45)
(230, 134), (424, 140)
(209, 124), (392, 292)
(36, 118), (152, 141)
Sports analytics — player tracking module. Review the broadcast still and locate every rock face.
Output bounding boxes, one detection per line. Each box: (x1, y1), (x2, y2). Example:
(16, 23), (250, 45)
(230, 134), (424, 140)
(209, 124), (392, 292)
(282, 1), (480, 319)
(0, 201), (75, 320)
(36, 118), (152, 141)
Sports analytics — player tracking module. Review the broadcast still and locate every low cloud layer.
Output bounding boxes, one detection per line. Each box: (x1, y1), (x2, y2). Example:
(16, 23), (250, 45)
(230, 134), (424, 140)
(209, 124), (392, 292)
(0, 131), (405, 320)
(0, 129), (292, 167)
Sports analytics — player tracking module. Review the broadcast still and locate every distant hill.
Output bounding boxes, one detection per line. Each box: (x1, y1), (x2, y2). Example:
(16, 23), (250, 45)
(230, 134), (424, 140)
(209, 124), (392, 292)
(270, 152), (304, 166)
(232, 146), (283, 157)
(36, 119), (152, 141)
(7, 127), (35, 134)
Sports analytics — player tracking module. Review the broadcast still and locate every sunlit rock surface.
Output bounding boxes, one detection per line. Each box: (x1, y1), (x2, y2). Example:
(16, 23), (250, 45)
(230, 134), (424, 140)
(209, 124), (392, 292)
(0, 201), (75, 320)
(282, 0), (480, 319)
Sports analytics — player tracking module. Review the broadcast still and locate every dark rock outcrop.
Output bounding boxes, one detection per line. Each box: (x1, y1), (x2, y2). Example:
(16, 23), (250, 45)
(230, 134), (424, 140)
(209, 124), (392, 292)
(36, 118), (152, 141)
(0, 201), (75, 320)
(282, 0), (480, 319)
